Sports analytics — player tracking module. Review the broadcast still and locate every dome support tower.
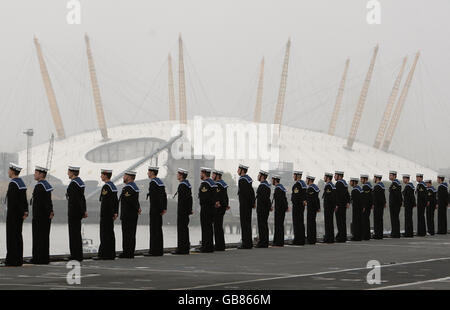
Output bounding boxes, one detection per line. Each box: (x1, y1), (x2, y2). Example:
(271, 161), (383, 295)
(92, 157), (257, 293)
(328, 58), (350, 136)
(253, 57), (265, 123)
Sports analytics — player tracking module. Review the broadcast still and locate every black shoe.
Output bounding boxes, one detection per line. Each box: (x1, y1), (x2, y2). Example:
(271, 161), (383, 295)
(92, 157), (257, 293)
(214, 248), (226, 252)
(255, 244), (268, 248)
(92, 256), (115, 261)
(237, 245), (252, 249)
(118, 254), (133, 259)
(144, 253), (163, 257)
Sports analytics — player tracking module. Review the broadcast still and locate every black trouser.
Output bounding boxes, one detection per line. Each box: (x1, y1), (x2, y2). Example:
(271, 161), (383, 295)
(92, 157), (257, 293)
(351, 204), (362, 241)
(335, 205), (347, 242)
(121, 216), (138, 258)
(239, 203), (253, 248)
(32, 217), (51, 264)
(5, 215), (24, 266)
(200, 204), (214, 252)
(273, 207), (286, 246)
(292, 204), (305, 245)
(362, 206), (371, 240)
(306, 207), (317, 244)
(389, 203), (401, 238)
(177, 212), (190, 253)
(257, 206), (270, 247)
(323, 205), (335, 243)
(98, 216), (116, 259)
(149, 208), (164, 256)
(373, 205), (384, 239)
(68, 217), (83, 261)
(404, 205), (414, 237)
(417, 204), (426, 236)
(426, 205), (435, 235)
(213, 207), (226, 251)
(437, 203), (448, 234)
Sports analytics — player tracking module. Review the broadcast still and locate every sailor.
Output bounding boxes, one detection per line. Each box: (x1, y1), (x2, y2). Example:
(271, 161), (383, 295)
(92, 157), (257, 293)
(372, 174), (386, 239)
(212, 169), (229, 251)
(119, 170), (141, 258)
(172, 168), (193, 255)
(272, 175), (288, 247)
(66, 166), (87, 262)
(334, 171), (350, 243)
(349, 177), (363, 241)
(415, 173), (427, 236)
(197, 167), (216, 253)
(5, 163), (28, 266)
(291, 171), (307, 246)
(95, 169), (118, 260)
(360, 174), (373, 240)
(30, 166), (54, 264)
(322, 172), (336, 243)
(402, 174), (416, 238)
(237, 164), (256, 249)
(436, 175), (448, 234)
(388, 171), (403, 238)
(425, 179), (437, 236)
(305, 175), (320, 245)
(256, 170), (271, 248)
(145, 166), (167, 257)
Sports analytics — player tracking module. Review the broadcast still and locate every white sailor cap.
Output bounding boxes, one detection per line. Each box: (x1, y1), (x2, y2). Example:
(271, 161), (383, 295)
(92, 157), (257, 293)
(335, 170), (344, 175)
(68, 165), (80, 171)
(416, 173), (424, 177)
(101, 169), (112, 174)
(238, 164), (249, 170)
(35, 166), (49, 173)
(9, 163), (22, 172)
(148, 166), (159, 171)
(350, 177), (359, 182)
(124, 170), (137, 176)
(306, 175), (315, 181)
(212, 169), (223, 175)
(402, 174), (410, 178)
(374, 174), (383, 179)
(259, 170), (269, 176)
(360, 174), (369, 179)
(293, 170), (303, 175)
(324, 172), (333, 178)
(200, 167), (211, 173)
(271, 175), (281, 180)
(389, 170), (397, 175)
(424, 179), (432, 183)
(177, 168), (188, 175)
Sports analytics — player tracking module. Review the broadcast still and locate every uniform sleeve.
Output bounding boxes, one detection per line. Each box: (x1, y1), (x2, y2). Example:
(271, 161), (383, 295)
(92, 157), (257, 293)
(161, 186), (168, 212)
(20, 187), (29, 214)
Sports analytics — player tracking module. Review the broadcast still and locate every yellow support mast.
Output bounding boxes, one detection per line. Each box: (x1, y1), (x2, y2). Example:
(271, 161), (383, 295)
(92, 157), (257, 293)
(328, 58), (350, 136)
(273, 39), (291, 128)
(168, 53), (176, 121)
(253, 57), (265, 123)
(178, 34), (187, 124)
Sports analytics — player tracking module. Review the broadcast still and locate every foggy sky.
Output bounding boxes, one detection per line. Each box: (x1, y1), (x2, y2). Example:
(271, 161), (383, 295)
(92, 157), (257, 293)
(0, 0), (448, 170)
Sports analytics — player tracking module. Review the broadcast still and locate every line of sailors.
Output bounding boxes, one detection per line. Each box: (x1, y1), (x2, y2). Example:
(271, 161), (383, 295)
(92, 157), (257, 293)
(2, 163), (449, 266)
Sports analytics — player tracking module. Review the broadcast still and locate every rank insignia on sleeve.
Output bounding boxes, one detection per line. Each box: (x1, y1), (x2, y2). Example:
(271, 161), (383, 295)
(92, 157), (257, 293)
(216, 188), (220, 192)
(125, 192), (130, 197)
(201, 187), (207, 192)
(294, 188), (299, 193)
(102, 189), (108, 196)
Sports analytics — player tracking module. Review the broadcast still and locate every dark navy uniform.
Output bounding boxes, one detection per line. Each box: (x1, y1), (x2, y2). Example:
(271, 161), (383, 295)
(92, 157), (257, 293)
(373, 181), (386, 239)
(5, 178), (28, 266)
(350, 185), (363, 241)
(402, 182), (416, 237)
(256, 180), (271, 247)
(291, 180), (307, 245)
(437, 182), (448, 234)
(389, 179), (403, 238)
(176, 179), (193, 254)
(31, 180), (53, 264)
(120, 182), (140, 258)
(322, 181), (336, 243)
(214, 179), (229, 251)
(306, 184), (320, 244)
(361, 182), (373, 240)
(273, 183), (288, 246)
(147, 177), (167, 256)
(426, 186), (437, 235)
(238, 175), (256, 249)
(66, 177), (87, 261)
(416, 181), (427, 236)
(98, 181), (118, 259)
(198, 178), (217, 252)
(335, 179), (350, 242)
